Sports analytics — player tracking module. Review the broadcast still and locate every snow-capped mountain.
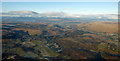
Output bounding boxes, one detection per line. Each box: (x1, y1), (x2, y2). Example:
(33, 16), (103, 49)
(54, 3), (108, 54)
(2, 11), (118, 19)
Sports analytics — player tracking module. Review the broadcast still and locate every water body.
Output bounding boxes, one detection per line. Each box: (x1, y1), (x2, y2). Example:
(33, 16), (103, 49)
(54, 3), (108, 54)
(7, 25), (15, 27)
(97, 52), (105, 59)
(57, 33), (65, 36)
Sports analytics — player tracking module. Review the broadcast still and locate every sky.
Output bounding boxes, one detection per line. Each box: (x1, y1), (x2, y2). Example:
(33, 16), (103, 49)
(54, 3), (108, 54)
(2, 2), (118, 14)
(1, 0), (119, 2)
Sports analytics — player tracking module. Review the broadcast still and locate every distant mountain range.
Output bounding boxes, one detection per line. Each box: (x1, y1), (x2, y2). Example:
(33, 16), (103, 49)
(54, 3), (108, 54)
(2, 11), (118, 19)
(3, 11), (38, 15)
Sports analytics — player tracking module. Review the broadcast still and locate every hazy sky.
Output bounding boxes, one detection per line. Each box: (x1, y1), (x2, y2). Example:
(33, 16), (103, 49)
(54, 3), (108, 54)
(2, 2), (118, 14)
(1, 0), (119, 2)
